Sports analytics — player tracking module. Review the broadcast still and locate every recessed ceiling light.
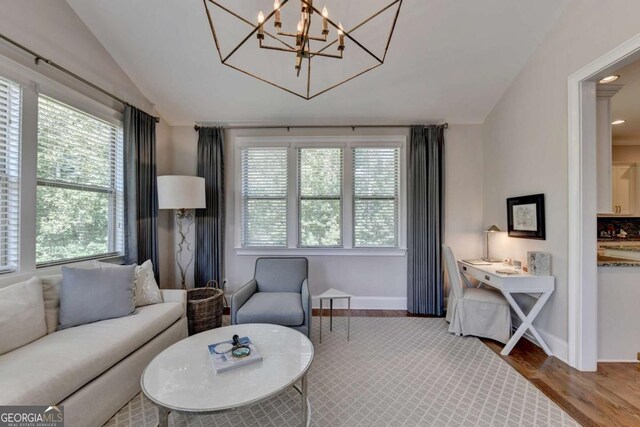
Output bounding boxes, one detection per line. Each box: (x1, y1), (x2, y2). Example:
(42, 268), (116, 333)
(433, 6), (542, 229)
(612, 119), (626, 125)
(599, 75), (620, 83)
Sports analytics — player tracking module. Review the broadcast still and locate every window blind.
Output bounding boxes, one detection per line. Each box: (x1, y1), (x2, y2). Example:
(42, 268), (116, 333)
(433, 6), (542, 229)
(0, 77), (21, 272)
(353, 147), (399, 247)
(36, 95), (124, 264)
(298, 148), (343, 247)
(241, 147), (288, 246)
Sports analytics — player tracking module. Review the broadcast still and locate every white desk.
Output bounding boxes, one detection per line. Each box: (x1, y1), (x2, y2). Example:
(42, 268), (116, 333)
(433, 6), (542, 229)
(457, 260), (555, 356)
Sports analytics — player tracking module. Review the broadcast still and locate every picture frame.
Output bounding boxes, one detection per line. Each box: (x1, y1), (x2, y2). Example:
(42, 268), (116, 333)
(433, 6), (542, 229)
(506, 193), (545, 240)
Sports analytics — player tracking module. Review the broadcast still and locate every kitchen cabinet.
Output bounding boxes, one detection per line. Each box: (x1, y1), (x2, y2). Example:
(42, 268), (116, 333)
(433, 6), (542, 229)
(610, 164), (635, 215)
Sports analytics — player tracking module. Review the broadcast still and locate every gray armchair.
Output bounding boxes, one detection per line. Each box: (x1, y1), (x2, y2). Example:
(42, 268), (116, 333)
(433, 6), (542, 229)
(231, 257), (311, 337)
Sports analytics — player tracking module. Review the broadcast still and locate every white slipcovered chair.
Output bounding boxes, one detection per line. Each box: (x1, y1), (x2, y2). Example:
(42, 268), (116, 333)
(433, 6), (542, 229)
(443, 245), (511, 344)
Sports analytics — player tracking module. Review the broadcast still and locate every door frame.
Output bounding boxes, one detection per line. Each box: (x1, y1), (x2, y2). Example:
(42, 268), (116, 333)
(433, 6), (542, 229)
(568, 33), (640, 371)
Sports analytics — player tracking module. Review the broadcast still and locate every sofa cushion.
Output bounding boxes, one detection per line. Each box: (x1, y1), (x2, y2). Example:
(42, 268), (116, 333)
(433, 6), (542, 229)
(236, 292), (304, 326)
(94, 260), (163, 307)
(59, 265), (136, 330)
(40, 275), (62, 334)
(0, 278), (46, 355)
(0, 302), (183, 406)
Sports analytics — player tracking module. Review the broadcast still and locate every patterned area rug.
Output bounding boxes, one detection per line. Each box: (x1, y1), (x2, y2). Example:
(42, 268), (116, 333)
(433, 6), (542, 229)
(105, 317), (578, 426)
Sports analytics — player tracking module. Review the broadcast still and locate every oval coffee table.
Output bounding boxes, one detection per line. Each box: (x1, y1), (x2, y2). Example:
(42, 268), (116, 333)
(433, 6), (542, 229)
(141, 324), (314, 427)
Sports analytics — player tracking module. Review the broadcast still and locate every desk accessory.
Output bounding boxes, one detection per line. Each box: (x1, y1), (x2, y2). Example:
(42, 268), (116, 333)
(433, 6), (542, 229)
(482, 225), (503, 262)
(208, 336), (263, 373)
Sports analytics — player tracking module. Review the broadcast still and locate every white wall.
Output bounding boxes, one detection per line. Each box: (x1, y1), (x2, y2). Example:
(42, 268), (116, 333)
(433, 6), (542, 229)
(0, 0), (175, 287)
(482, 0), (640, 361)
(167, 124), (483, 307)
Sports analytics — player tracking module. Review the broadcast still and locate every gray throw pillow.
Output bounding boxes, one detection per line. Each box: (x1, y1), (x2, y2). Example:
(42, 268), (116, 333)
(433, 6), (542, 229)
(58, 265), (136, 330)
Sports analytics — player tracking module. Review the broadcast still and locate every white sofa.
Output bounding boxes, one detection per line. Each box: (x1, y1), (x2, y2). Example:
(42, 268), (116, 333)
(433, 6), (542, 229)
(0, 276), (188, 427)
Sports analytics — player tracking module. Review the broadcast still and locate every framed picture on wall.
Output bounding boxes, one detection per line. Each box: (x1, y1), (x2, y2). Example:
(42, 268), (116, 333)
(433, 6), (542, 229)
(506, 194), (546, 240)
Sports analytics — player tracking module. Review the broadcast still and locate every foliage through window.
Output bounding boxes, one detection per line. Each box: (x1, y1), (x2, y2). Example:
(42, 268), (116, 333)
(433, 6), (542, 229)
(36, 96), (124, 264)
(298, 148), (343, 247)
(0, 76), (21, 272)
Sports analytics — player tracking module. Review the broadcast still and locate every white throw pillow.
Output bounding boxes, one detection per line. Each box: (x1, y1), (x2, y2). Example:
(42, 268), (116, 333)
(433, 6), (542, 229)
(0, 277), (47, 355)
(40, 274), (63, 334)
(93, 260), (163, 307)
(135, 260), (163, 307)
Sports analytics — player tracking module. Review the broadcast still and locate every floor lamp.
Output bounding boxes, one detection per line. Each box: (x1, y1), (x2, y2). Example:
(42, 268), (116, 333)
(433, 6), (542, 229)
(158, 175), (206, 290)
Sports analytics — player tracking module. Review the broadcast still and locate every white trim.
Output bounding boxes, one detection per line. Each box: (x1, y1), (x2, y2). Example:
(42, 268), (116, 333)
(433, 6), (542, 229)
(235, 247), (407, 256)
(312, 296), (407, 310)
(512, 316), (568, 364)
(0, 54), (122, 124)
(612, 139), (640, 146)
(233, 135), (407, 253)
(568, 32), (640, 372)
(597, 359), (639, 363)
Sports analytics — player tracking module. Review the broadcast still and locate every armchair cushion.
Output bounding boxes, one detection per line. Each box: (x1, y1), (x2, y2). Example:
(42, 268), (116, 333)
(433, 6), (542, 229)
(255, 258), (308, 293)
(235, 292), (304, 326)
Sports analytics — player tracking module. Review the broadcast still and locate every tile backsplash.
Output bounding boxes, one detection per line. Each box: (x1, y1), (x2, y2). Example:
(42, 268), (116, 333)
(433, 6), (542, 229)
(598, 217), (640, 239)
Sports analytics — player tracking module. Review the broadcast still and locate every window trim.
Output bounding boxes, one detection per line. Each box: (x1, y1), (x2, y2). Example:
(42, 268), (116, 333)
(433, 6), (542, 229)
(0, 51), (128, 281)
(234, 136), (407, 256)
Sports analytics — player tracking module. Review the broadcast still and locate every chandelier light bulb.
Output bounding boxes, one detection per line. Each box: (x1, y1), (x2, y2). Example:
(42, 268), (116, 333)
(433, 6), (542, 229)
(297, 20), (303, 32)
(274, 0), (280, 10)
(322, 6), (328, 18)
(258, 11), (265, 24)
(337, 22), (344, 35)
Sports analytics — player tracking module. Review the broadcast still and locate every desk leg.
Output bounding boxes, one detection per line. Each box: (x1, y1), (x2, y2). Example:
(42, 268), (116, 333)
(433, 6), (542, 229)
(319, 299), (323, 343)
(501, 291), (553, 356)
(330, 299), (333, 332)
(347, 298), (350, 341)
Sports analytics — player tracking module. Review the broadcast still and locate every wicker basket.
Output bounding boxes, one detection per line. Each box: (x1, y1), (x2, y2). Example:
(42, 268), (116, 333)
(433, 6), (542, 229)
(186, 281), (224, 336)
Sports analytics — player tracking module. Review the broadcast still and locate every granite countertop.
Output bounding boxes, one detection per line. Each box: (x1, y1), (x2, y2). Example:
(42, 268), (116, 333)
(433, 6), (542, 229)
(600, 245), (640, 251)
(598, 255), (640, 267)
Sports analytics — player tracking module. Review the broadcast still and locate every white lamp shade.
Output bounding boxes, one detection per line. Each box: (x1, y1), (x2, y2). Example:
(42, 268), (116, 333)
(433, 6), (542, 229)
(157, 175), (206, 209)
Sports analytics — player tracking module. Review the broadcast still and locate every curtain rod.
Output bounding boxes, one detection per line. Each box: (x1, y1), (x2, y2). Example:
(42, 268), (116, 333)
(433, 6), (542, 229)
(193, 123), (449, 131)
(0, 33), (160, 123)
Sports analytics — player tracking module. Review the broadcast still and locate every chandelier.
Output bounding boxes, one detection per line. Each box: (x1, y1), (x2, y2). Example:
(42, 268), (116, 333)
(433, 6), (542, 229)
(202, 0), (403, 100)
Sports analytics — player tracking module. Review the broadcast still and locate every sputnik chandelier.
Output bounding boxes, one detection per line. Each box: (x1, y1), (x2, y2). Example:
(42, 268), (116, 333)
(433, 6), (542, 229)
(202, 0), (403, 100)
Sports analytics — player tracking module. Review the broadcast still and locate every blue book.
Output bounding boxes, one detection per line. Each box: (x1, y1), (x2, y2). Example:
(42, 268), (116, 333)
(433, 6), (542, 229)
(208, 336), (263, 374)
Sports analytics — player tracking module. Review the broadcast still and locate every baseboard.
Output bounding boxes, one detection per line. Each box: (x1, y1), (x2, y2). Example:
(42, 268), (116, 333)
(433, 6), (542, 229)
(597, 359), (639, 363)
(311, 296), (407, 310)
(512, 316), (569, 364)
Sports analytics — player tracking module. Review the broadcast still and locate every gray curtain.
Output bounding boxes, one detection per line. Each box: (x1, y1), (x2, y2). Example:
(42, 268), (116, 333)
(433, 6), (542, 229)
(195, 127), (225, 288)
(407, 125), (445, 315)
(124, 105), (160, 282)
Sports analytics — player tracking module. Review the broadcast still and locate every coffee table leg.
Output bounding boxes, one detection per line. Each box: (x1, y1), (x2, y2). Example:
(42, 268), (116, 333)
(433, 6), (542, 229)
(301, 373), (308, 427)
(158, 407), (169, 427)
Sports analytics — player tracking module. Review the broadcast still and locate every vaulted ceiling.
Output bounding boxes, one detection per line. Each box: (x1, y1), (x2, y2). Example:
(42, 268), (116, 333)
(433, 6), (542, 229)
(66, 0), (569, 126)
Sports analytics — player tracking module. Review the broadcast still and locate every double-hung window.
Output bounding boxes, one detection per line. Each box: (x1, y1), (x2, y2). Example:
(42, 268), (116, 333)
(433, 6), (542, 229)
(353, 147), (400, 247)
(241, 147), (288, 247)
(238, 137), (404, 253)
(36, 95), (124, 265)
(298, 148), (343, 247)
(0, 76), (21, 272)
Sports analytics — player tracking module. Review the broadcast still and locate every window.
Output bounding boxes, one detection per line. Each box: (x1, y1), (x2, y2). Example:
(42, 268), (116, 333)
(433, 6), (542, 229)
(353, 147), (400, 247)
(241, 147), (288, 247)
(36, 96), (124, 265)
(237, 137), (405, 253)
(298, 148), (343, 247)
(0, 76), (21, 272)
